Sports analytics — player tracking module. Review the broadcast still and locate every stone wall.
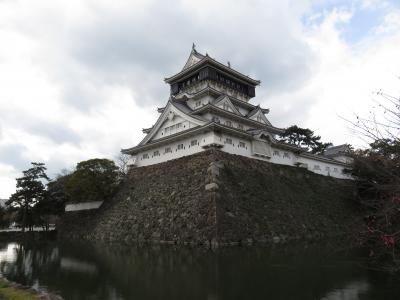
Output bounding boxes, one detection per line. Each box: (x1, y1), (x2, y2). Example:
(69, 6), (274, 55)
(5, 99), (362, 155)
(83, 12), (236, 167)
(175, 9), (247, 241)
(58, 149), (360, 246)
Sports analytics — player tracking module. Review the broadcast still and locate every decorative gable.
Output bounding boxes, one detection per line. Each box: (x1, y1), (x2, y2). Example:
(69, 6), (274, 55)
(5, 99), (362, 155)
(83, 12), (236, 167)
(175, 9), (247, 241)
(182, 49), (205, 71)
(248, 108), (272, 125)
(252, 130), (276, 143)
(214, 95), (242, 116)
(139, 101), (206, 146)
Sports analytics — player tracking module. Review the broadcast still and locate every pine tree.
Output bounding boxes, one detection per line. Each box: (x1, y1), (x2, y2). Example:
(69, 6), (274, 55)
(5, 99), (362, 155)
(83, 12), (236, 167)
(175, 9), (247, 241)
(7, 162), (49, 231)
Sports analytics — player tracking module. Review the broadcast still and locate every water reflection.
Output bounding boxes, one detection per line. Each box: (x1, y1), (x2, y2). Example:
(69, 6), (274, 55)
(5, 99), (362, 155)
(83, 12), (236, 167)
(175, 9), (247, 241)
(60, 257), (98, 274)
(0, 241), (399, 300)
(321, 280), (369, 300)
(0, 243), (18, 263)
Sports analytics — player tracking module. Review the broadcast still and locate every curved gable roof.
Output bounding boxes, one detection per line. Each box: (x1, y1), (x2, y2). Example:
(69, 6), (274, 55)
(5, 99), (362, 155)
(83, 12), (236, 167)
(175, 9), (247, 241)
(213, 95), (243, 116)
(247, 106), (272, 126)
(182, 49), (205, 71)
(138, 100), (207, 146)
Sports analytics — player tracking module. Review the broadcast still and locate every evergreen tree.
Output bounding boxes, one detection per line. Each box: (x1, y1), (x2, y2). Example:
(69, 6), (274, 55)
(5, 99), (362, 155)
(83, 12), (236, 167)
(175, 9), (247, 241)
(64, 158), (120, 203)
(280, 125), (332, 154)
(7, 162), (49, 231)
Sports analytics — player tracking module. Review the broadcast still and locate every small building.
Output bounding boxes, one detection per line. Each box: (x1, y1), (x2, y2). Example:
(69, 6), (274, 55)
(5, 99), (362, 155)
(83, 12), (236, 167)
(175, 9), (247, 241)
(122, 46), (352, 179)
(323, 144), (354, 164)
(0, 199), (8, 208)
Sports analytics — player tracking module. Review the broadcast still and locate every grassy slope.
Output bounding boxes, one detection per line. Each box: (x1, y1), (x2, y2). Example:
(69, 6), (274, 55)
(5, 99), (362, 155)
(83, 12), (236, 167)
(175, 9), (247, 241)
(0, 279), (37, 300)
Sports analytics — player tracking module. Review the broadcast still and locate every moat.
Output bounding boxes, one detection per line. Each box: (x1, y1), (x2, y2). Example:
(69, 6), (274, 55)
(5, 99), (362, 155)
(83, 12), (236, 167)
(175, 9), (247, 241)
(0, 240), (399, 300)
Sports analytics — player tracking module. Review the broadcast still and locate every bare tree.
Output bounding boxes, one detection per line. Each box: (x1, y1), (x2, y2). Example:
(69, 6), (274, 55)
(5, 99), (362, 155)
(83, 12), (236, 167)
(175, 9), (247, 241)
(346, 84), (400, 271)
(114, 152), (132, 178)
(346, 90), (400, 144)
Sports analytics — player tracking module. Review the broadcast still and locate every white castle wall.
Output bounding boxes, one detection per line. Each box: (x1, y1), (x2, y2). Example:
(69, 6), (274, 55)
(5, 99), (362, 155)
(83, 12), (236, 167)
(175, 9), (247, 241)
(186, 95), (214, 110)
(133, 131), (351, 179)
(136, 131), (216, 167)
(65, 201), (103, 212)
(202, 113), (251, 131)
(296, 156), (350, 179)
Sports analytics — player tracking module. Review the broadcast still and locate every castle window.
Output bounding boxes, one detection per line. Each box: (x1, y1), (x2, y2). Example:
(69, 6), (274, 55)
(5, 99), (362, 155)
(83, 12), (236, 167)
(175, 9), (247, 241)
(333, 168), (338, 172)
(239, 142), (246, 148)
(191, 140), (198, 146)
(195, 100), (201, 108)
(225, 138), (232, 145)
(325, 166), (330, 172)
(223, 102), (230, 111)
(283, 152), (290, 158)
(176, 123), (182, 129)
(273, 150), (280, 157)
(164, 147), (172, 154)
(177, 144), (184, 150)
(153, 150), (160, 157)
(164, 125), (177, 135)
(237, 124), (244, 130)
(313, 165), (321, 170)
(142, 153), (149, 159)
(225, 120), (232, 127)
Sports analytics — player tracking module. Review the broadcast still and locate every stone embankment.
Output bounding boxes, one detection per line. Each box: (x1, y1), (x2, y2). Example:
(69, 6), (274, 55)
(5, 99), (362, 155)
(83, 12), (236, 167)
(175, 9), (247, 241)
(59, 149), (360, 246)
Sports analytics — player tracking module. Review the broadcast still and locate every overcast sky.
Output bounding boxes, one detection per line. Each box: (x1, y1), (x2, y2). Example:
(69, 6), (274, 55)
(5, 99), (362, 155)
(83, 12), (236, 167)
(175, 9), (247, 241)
(0, 0), (399, 198)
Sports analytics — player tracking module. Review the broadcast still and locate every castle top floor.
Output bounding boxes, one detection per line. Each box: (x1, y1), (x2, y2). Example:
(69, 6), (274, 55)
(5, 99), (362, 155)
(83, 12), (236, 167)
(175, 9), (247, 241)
(165, 45), (260, 102)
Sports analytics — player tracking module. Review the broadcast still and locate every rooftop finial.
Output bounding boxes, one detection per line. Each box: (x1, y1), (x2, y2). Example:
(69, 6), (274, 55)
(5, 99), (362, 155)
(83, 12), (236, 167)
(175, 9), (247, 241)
(192, 43), (196, 51)
(227, 61), (231, 68)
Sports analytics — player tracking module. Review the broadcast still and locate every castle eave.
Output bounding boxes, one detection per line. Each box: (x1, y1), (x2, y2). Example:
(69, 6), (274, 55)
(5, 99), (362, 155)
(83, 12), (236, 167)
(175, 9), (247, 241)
(165, 58), (260, 86)
(175, 86), (259, 108)
(300, 152), (351, 166)
(191, 104), (284, 134)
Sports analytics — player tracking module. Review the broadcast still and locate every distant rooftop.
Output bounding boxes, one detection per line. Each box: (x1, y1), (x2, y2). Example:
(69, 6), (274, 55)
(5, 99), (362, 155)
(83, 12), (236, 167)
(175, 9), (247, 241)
(0, 199), (8, 207)
(324, 144), (352, 157)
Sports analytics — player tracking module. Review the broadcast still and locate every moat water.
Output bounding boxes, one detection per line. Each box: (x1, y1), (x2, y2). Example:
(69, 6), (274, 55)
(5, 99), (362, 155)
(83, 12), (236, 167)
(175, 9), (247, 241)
(0, 240), (399, 300)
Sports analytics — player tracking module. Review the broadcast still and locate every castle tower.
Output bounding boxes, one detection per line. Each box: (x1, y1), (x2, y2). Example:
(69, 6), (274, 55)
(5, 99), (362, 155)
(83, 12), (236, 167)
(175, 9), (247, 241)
(122, 46), (350, 179)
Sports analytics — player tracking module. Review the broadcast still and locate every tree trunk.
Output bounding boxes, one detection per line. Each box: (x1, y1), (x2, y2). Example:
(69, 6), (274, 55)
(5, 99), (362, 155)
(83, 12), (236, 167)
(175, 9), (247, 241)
(22, 205), (27, 233)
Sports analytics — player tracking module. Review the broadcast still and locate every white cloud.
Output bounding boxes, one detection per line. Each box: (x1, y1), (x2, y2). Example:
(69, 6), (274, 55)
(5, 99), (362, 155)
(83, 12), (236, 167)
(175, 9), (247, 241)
(0, 0), (399, 198)
(0, 163), (18, 199)
(267, 5), (400, 149)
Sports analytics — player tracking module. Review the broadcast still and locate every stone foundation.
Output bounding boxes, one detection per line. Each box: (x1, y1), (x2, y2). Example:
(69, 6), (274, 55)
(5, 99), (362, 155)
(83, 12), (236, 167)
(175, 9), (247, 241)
(58, 150), (360, 246)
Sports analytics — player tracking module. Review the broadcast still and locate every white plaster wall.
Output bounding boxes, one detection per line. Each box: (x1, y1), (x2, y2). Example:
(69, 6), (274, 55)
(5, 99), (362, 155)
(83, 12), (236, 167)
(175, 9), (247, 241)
(219, 134), (252, 157)
(136, 132), (254, 167)
(202, 113), (249, 131)
(269, 148), (296, 166)
(65, 201), (103, 212)
(297, 156), (351, 179)
(133, 134), (350, 179)
(136, 132), (216, 167)
(187, 95), (213, 110)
